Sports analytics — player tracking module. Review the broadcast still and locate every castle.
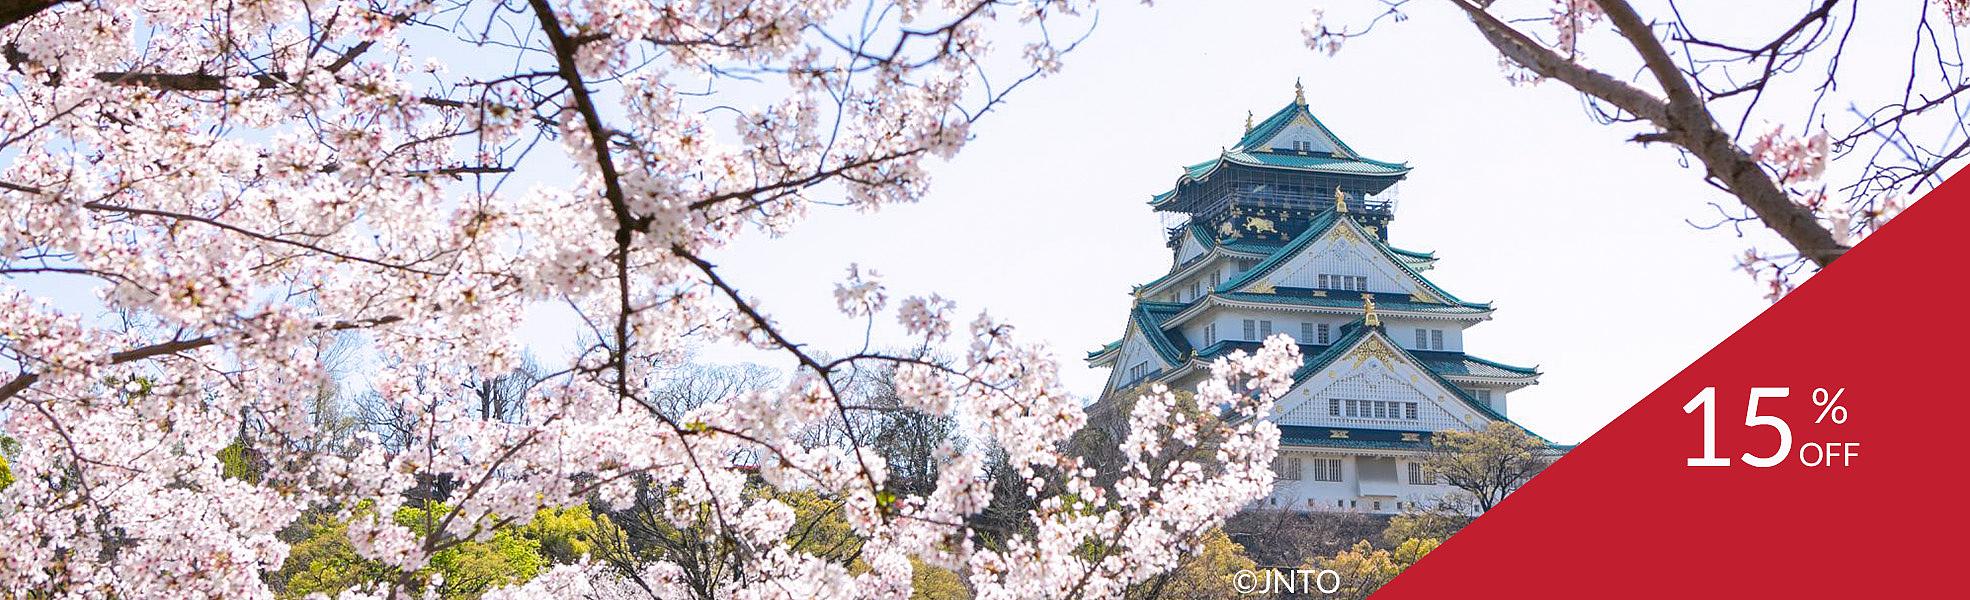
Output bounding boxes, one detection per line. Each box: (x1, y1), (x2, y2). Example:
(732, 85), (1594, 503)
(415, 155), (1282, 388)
(1087, 83), (1544, 513)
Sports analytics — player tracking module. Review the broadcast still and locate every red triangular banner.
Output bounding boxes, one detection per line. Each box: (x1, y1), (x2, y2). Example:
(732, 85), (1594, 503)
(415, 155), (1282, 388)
(1374, 177), (1970, 598)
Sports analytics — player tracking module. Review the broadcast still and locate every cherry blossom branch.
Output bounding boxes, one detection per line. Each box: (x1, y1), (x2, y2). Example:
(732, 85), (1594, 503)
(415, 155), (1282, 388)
(0, 316), (401, 404)
(1446, 0), (1847, 266)
(79, 200), (450, 276)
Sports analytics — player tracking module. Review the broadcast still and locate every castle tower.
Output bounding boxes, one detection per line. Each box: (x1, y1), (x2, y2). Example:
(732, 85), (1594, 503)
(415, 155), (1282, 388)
(1086, 85), (1543, 513)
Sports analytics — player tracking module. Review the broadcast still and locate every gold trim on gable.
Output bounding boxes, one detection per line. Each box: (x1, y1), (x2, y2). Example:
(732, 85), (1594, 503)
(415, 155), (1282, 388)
(1328, 429), (1350, 439)
(1328, 222), (1363, 243)
(1346, 336), (1402, 369)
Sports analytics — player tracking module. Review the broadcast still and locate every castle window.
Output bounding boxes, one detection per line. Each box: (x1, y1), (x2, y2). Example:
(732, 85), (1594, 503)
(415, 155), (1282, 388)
(1317, 323), (1331, 344)
(1430, 329), (1444, 350)
(1414, 329), (1428, 349)
(1408, 462), (1432, 485)
(1318, 273), (1368, 291)
(1259, 320), (1273, 338)
(1242, 319), (1256, 339)
(1311, 458), (1343, 482)
(1464, 388), (1492, 404)
(1301, 322), (1315, 342)
(1328, 398), (1340, 416)
(1127, 362), (1148, 382)
(1342, 400), (1415, 420)
(1275, 456), (1303, 481)
(1203, 323), (1218, 346)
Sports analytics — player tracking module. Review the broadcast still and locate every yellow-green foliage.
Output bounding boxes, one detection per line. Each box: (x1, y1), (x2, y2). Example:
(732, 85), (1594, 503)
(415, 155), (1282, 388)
(274, 503), (603, 599)
(1310, 537), (1441, 598)
(520, 506), (600, 564)
(1138, 528), (1258, 600)
(779, 490), (863, 561)
(1381, 509), (1467, 545)
(217, 440), (261, 483)
(392, 503), (547, 599)
(910, 557), (970, 600)
(0, 435), (16, 492)
(275, 511), (387, 599)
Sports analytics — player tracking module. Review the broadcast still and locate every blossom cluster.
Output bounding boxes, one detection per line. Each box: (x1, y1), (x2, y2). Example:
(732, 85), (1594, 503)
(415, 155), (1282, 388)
(0, 0), (1299, 597)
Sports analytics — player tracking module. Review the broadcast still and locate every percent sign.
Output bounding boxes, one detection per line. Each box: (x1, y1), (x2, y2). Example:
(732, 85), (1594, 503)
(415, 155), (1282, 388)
(1813, 387), (1848, 424)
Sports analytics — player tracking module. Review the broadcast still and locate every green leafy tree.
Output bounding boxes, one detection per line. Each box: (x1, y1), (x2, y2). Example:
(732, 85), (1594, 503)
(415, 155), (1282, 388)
(216, 440), (262, 483)
(909, 557), (970, 600)
(1310, 537), (1441, 600)
(273, 503), (604, 599)
(393, 503), (547, 598)
(1421, 422), (1552, 512)
(1380, 504), (1470, 546)
(273, 511), (389, 599)
(519, 505), (601, 565)
(0, 435), (15, 491)
(1129, 528), (1257, 599)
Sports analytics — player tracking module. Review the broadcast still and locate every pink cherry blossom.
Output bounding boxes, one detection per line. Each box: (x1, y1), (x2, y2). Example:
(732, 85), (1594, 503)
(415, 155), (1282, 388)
(0, 0), (1289, 597)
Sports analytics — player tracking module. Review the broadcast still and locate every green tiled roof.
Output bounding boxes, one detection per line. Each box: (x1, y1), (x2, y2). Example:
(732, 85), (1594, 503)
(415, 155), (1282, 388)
(1411, 350), (1539, 378)
(1129, 302), (1192, 364)
(1216, 212), (1479, 308)
(1388, 246), (1435, 261)
(1150, 99), (1409, 208)
(1217, 291), (1489, 315)
(1187, 222), (1218, 251)
(1183, 159), (1218, 179)
(1278, 425), (1435, 451)
(1236, 99), (1368, 159)
(1189, 339), (1532, 381)
(1284, 322), (1537, 437)
(1221, 240), (1283, 255)
(1220, 150), (1409, 175)
(1086, 339), (1121, 360)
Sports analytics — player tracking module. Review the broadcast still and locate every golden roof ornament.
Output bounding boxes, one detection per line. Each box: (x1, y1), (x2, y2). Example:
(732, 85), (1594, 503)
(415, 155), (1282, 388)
(1362, 293), (1380, 327)
(1245, 110), (1254, 134)
(1294, 78), (1306, 106)
(1334, 186), (1349, 213)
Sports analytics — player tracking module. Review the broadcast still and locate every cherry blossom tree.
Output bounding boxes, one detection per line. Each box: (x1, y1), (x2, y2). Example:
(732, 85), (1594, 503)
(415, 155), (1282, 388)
(1306, 0), (1970, 298)
(0, 0), (1301, 597)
